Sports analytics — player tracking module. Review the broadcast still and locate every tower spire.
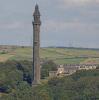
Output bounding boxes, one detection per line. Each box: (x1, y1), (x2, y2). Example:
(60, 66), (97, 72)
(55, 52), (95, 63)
(33, 4), (40, 16)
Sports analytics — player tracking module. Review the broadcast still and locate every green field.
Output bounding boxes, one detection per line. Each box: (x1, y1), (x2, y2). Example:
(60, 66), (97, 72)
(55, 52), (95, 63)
(0, 46), (99, 64)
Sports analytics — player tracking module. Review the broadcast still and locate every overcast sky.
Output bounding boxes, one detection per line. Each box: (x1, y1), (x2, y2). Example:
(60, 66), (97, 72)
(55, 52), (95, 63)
(0, 0), (99, 48)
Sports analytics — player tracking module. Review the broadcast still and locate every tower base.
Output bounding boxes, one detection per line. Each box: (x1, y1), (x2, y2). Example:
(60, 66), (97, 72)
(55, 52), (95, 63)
(32, 80), (41, 86)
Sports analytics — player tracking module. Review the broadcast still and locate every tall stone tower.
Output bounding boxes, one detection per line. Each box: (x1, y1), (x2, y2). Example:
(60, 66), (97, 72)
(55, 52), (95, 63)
(32, 4), (41, 85)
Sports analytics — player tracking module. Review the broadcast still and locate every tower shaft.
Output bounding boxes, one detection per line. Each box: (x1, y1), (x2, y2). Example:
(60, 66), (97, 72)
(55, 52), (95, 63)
(32, 4), (41, 85)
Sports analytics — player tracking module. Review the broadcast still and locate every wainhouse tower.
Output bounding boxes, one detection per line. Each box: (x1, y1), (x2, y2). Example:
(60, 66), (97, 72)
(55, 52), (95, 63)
(32, 4), (41, 85)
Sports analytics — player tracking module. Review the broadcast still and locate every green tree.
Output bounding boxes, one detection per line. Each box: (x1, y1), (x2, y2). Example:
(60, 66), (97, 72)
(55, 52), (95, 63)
(41, 60), (57, 79)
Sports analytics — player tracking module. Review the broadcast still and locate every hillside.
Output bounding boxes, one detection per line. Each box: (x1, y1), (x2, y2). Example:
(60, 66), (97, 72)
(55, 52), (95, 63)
(0, 45), (99, 64)
(0, 60), (99, 100)
(0, 48), (99, 99)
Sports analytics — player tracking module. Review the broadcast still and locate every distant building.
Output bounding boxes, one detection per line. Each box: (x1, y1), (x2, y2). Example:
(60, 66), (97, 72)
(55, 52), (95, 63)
(78, 64), (97, 70)
(49, 64), (97, 77)
(49, 71), (57, 78)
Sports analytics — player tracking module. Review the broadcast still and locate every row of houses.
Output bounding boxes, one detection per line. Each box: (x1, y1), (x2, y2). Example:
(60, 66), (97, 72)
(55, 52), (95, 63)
(49, 64), (98, 77)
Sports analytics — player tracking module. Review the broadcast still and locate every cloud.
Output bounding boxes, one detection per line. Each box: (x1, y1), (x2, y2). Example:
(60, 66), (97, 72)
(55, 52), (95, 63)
(0, 0), (99, 47)
(0, 20), (32, 31)
(58, 0), (99, 6)
(0, 22), (22, 30)
(42, 19), (99, 35)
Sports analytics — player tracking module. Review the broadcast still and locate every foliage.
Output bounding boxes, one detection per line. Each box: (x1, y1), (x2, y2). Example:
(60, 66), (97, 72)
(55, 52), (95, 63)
(0, 60), (99, 100)
(41, 60), (57, 79)
(47, 70), (99, 100)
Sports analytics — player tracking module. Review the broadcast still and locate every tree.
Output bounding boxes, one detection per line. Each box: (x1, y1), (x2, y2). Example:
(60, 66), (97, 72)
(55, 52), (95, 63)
(41, 60), (57, 79)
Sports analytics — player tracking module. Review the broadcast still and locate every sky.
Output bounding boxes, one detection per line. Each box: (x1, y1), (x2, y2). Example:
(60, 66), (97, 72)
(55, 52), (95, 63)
(0, 0), (99, 48)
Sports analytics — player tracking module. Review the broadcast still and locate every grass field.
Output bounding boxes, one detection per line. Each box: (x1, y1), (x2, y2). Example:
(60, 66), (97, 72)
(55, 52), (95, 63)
(0, 46), (99, 64)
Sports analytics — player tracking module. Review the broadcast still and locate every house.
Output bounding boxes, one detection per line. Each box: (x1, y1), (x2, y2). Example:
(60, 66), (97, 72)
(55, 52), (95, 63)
(49, 64), (97, 77)
(78, 64), (97, 70)
(49, 71), (57, 77)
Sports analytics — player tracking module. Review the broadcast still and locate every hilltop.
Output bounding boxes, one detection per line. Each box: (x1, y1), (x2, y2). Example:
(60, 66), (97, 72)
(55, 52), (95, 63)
(0, 45), (99, 64)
